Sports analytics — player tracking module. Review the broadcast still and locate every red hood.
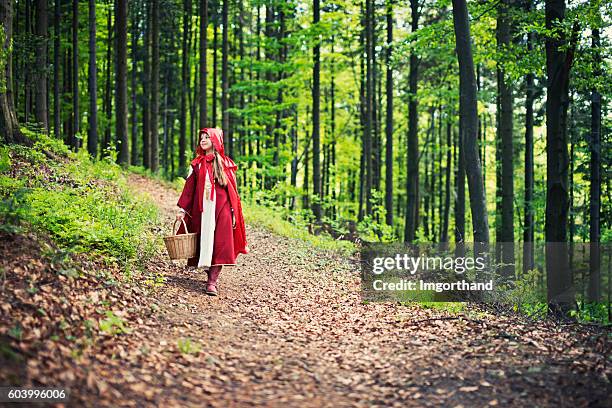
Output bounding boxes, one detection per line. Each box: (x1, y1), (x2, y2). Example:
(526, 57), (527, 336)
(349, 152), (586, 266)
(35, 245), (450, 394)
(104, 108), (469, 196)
(191, 127), (248, 258)
(195, 128), (225, 158)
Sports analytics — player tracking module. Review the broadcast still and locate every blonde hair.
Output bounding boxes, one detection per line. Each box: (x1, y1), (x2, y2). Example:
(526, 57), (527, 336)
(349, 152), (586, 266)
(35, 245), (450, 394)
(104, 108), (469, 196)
(212, 149), (228, 186)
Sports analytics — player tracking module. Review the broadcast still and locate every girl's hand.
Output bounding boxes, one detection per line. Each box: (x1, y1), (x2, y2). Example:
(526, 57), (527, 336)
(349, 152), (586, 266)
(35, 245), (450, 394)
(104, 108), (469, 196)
(232, 210), (236, 229)
(176, 210), (186, 221)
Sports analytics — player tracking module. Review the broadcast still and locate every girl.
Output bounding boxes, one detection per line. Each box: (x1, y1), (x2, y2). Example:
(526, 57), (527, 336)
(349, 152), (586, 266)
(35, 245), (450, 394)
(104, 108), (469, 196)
(175, 128), (248, 296)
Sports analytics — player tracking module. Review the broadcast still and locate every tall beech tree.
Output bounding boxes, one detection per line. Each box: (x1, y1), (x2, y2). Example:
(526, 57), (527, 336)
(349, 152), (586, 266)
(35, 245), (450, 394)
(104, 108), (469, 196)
(72, 0), (79, 150)
(0, 0), (29, 145)
(544, 0), (576, 311)
(180, 0), (192, 172)
(404, 0), (419, 243)
(497, 0), (514, 276)
(53, 0), (60, 139)
(385, 0), (393, 226)
(588, 14), (602, 303)
(200, 0), (208, 128)
(523, 25), (535, 275)
(35, 0), (48, 132)
(451, 0), (490, 244)
(116, 0), (129, 165)
(88, 0), (98, 157)
(151, 0), (160, 172)
(143, 0), (151, 168)
(312, 0), (322, 221)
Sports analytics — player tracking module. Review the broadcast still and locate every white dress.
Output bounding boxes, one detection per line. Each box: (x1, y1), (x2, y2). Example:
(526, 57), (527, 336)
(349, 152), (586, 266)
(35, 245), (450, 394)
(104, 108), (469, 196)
(187, 164), (217, 269)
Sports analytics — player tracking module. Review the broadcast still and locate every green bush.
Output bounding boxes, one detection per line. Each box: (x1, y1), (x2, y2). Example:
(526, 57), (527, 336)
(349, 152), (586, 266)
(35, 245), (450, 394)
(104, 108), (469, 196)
(0, 130), (161, 273)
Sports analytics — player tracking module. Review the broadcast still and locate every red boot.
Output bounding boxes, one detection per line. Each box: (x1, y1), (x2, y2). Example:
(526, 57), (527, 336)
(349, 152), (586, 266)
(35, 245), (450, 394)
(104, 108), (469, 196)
(206, 266), (222, 296)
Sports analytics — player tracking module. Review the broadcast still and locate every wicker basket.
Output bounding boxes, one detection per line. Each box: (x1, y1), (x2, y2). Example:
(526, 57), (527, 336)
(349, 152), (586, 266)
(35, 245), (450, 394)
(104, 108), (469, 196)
(164, 219), (197, 260)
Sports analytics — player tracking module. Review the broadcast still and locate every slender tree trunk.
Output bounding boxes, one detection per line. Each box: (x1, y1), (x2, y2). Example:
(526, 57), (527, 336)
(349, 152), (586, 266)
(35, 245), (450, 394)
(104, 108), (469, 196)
(130, 4), (138, 165)
(385, 0), (393, 226)
(364, 0), (373, 216)
(72, 0), (79, 150)
(200, 0), (208, 127)
(151, 0), (160, 172)
(588, 24), (601, 302)
(213, 18), (218, 127)
(290, 109), (298, 210)
(442, 110), (452, 243)
(35, 0), (48, 131)
(312, 0), (322, 221)
(545, 0), (575, 311)
(455, 125), (465, 244)
(25, 0), (31, 124)
(497, 0), (514, 276)
(143, 0), (151, 168)
(163, 73), (169, 174)
(358, 4), (365, 221)
(523, 22), (535, 274)
(451, 0), (490, 244)
(0, 0), (29, 145)
(404, 0), (419, 242)
(116, 0), (129, 165)
(180, 0), (191, 173)
(87, 0), (98, 157)
(103, 3), (112, 157)
(221, 0), (229, 151)
(54, 0), (60, 139)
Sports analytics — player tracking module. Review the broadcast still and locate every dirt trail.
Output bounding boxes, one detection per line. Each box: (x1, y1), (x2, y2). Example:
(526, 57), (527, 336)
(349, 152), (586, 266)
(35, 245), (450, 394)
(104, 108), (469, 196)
(91, 174), (608, 407)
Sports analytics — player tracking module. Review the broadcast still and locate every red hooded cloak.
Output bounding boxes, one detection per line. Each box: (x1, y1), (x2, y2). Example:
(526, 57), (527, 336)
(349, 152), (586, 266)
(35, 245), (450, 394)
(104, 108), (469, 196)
(176, 128), (248, 262)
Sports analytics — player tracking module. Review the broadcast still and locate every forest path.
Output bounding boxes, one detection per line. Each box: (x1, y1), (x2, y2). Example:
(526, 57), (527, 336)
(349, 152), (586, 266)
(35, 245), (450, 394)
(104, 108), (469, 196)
(111, 174), (609, 407)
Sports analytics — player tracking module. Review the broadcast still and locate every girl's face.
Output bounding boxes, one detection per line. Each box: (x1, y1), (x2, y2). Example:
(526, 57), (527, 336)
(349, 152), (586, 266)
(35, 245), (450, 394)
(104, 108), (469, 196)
(200, 132), (213, 152)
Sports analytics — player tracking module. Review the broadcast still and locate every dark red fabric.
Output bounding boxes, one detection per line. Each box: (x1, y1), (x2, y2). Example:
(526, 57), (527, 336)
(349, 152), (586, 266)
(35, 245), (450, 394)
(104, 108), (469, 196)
(211, 183), (235, 265)
(176, 127), (248, 262)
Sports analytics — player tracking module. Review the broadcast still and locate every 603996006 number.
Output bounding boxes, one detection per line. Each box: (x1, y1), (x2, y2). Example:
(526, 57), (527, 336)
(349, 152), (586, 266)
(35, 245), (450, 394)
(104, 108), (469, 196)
(0, 387), (69, 402)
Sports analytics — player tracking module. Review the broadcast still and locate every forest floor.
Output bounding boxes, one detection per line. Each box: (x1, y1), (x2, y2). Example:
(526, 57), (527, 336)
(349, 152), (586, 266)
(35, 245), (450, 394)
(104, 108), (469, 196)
(1, 174), (610, 407)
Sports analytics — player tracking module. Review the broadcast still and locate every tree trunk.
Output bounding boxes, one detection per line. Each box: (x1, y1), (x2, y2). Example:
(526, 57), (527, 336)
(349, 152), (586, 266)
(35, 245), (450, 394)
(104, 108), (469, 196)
(451, 0), (490, 244)
(588, 24), (601, 302)
(25, 0), (31, 124)
(385, 0), (393, 226)
(35, 0), (48, 131)
(199, 0), (207, 128)
(180, 0), (191, 173)
(72, 0), (79, 150)
(455, 125), (465, 244)
(87, 0), (98, 157)
(442, 111), (452, 243)
(364, 0), (373, 216)
(151, 0), (160, 172)
(545, 0), (574, 312)
(221, 0), (229, 151)
(523, 15), (535, 274)
(312, 0), (321, 221)
(103, 3), (112, 157)
(116, 0), (129, 165)
(143, 0), (151, 168)
(53, 0), (60, 139)
(0, 0), (29, 145)
(130, 3), (138, 165)
(404, 0), (419, 242)
(497, 0), (514, 276)
(213, 19), (218, 126)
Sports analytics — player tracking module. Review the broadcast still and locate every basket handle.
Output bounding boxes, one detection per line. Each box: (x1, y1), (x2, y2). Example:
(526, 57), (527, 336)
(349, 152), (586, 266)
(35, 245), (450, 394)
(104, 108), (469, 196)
(172, 218), (190, 235)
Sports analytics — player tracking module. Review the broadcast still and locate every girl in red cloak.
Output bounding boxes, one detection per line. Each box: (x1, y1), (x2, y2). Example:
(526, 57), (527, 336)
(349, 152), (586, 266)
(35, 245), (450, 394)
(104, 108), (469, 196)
(175, 128), (248, 296)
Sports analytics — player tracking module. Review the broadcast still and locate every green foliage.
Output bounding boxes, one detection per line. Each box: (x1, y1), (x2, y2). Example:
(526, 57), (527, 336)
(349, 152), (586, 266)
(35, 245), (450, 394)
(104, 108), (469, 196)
(356, 191), (396, 243)
(570, 303), (610, 325)
(0, 130), (161, 273)
(98, 311), (131, 335)
(242, 196), (355, 255)
(177, 338), (201, 355)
